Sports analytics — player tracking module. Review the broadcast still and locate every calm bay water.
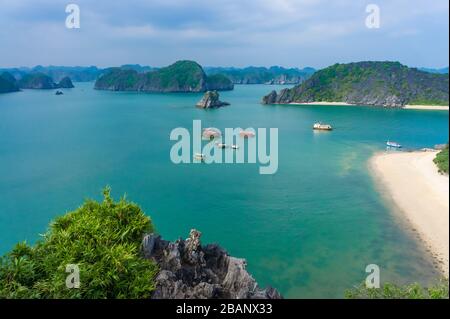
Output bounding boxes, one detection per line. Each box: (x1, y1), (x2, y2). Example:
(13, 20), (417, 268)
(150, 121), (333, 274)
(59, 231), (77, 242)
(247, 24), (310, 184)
(0, 83), (448, 298)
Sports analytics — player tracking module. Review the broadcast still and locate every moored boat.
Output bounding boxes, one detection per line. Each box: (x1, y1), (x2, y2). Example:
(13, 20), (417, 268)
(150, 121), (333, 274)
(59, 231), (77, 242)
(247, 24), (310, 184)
(203, 128), (221, 140)
(386, 140), (402, 148)
(239, 130), (256, 138)
(313, 122), (333, 131)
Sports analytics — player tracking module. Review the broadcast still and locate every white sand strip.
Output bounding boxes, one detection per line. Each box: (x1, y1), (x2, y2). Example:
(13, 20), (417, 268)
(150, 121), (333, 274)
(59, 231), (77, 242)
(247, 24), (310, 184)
(370, 151), (449, 276)
(287, 102), (449, 110)
(403, 105), (449, 111)
(289, 101), (354, 106)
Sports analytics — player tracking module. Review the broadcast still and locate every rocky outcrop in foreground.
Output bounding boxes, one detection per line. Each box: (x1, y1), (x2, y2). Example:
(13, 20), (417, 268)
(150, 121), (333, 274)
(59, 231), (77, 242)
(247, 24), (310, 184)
(196, 91), (230, 108)
(143, 229), (282, 299)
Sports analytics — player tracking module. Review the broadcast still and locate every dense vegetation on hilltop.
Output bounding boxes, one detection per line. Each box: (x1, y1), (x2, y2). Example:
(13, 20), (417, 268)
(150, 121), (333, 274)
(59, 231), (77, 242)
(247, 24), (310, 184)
(205, 66), (315, 84)
(434, 144), (449, 174)
(0, 72), (20, 93)
(262, 62), (449, 107)
(95, 60), (234, 92)
(0, 189), (158, 298)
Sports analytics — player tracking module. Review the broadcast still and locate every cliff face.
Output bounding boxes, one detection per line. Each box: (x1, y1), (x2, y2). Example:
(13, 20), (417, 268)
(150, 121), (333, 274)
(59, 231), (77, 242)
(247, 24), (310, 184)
(262, 61), (449, 107)
(0, 72), (20, 93)
(143, 230), (282, 299)
(95, 60), (234, 93)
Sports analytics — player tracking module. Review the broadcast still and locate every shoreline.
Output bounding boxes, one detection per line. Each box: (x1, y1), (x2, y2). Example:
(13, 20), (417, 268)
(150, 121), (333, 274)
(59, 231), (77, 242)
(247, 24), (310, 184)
(289, 101), (354, 106)
(288, 102), (449, 110)
(370, 150), (449, 277)
(403, 105), (449, 111)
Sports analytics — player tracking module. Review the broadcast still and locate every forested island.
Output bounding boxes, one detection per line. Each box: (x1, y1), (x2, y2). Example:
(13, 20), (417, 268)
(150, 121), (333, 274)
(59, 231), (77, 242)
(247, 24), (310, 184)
(94, 60), (234, 92)
(262, 61), (449, 107)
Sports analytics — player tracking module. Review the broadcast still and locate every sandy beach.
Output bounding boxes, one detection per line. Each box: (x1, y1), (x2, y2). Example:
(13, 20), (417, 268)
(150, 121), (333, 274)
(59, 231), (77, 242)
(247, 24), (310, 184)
(288, 102), (449, 110)
(404, 105), (449, 111)
(370, 151), (449, 276)
(289, 101), (354, 106)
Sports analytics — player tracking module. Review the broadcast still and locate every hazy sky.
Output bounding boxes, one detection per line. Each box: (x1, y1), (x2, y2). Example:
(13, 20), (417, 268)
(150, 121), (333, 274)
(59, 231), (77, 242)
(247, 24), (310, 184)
(0, 0), (448, 68)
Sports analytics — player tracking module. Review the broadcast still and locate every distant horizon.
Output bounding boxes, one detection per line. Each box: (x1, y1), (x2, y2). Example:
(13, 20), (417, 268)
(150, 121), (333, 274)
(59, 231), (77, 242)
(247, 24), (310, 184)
(1, 61), (448, 71)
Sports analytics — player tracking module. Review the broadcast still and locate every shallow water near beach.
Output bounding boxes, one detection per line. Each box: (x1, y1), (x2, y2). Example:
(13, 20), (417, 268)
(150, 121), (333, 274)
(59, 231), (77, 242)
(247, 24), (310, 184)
(0, 83), (448, 298)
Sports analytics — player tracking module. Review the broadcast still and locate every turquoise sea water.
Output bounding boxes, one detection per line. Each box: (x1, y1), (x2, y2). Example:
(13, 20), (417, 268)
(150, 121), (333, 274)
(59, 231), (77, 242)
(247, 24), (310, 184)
(0, 83), (448, 298)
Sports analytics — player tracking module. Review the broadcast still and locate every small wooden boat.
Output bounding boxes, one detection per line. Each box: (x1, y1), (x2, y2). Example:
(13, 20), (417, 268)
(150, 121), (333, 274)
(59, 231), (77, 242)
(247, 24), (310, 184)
(239, 130), (256, 138)
(313, 122), (333, 131)
(386, 140), (402, 148)
(203, 128), (221, 140)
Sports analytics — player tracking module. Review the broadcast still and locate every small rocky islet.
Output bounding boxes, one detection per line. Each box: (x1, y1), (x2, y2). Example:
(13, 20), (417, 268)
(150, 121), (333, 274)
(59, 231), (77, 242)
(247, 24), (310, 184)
(196, 90), (230, 108)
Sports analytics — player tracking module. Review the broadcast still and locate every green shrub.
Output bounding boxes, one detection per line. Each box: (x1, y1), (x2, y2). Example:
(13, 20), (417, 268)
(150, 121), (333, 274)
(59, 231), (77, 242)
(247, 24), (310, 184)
(0, 188), (158, 299)
(345, 280), (449, 299)
(434, 144), (449, 174)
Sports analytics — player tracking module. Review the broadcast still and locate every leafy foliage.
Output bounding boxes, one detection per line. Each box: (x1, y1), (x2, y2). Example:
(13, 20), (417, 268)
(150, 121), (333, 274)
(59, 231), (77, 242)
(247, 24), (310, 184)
(345, 280), (449, 299)
(0, 188), (158, 299)
(434, 144), (449, 174)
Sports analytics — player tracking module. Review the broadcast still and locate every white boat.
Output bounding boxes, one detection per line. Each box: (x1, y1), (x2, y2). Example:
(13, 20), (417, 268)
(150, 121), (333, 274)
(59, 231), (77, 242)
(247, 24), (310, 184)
(313, 122), (333, 131)
(216, 143), (227, 149)
(386, 140), (402, 148)
(231, 144), (239, 149)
